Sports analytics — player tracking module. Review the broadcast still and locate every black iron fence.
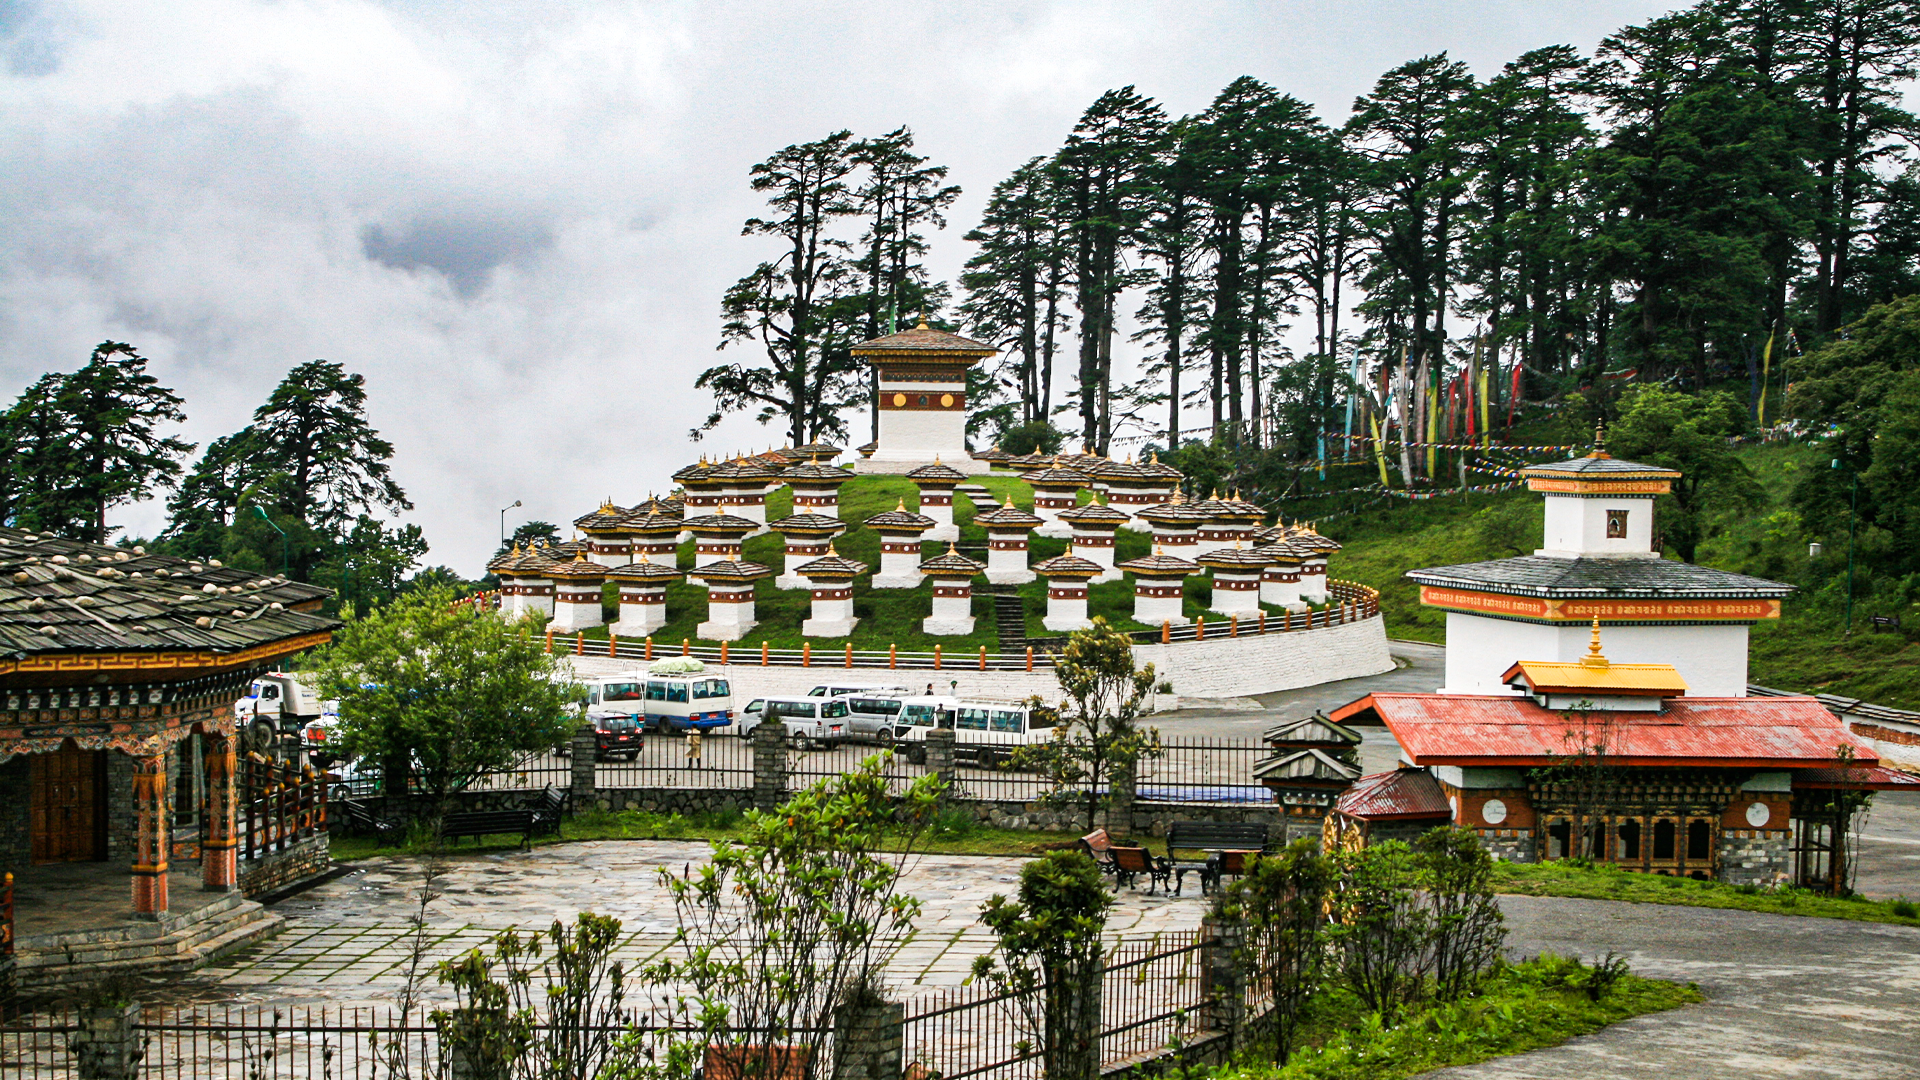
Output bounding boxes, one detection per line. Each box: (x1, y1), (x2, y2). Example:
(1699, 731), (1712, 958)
(1137, 739), (1272, 806)
(597, 731), (756, 790)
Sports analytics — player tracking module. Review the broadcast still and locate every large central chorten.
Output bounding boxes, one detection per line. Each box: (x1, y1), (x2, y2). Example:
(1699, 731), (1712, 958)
(849, 318), (997, 474)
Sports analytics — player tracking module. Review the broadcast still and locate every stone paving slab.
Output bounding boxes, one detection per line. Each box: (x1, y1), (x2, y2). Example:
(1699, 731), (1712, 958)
(182, 840), (1208, 1011)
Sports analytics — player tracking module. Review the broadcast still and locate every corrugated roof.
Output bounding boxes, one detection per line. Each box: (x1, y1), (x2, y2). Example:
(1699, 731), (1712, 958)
(0, 528), (337, 660)
(1333, 692), (1878, 768)
(1333, 769), (1452, 820)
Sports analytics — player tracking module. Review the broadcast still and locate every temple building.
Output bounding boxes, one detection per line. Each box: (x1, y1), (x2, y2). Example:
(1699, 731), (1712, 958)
(1301, 441), (1920, 888)
(0, 528), (336, 985)
(849, 319), (998, 474)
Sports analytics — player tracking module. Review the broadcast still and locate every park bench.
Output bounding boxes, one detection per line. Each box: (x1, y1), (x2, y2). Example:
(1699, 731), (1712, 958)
(1109, 843), (1173, 894)
(1078, 829), (1121, 876)
(336, 799), (404, 846)
(441, 809), (539, 850)
(530, 784), (568, 838)
(1163, 821), (1274, 896)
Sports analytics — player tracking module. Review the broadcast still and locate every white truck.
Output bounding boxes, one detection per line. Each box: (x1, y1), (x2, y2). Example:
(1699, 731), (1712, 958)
(233, 672), (341, 762)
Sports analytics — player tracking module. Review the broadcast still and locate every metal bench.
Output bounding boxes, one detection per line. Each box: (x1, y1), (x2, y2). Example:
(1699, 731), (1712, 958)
(530, 784), (568, 838)
(441, 809), (538, 850)
(1163, 821), (1274, 895)
(336, 799), (404, 846)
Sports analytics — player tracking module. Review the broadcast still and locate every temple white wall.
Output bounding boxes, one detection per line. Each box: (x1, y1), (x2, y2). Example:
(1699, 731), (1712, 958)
(1440, 612), (1752, 697)
(1539, 495), (1658, 557)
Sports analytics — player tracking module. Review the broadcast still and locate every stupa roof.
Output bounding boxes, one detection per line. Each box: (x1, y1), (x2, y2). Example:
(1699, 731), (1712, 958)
(1031, 554), (1105, 579)
(619, 511), (685, 534)
(1057, 502), (1130, 525)
(547, 552), (609, 579)
(767, 514), (848, 536)
(865, 502), (936, 532)
(792, 551), (868, 579)
(1024, 461), (1093, 487)
(573, 501), (629, 530)
(1004, 453), (1052, 472)
(1089, 457), (1149, 481)
(681, 514), (759, 535)
(851, 319), (997, 355)
(706, 457), (780, 482)
(687, 560), (774, 584)
(1136, 497), (1210, 524)
(974, 505), (1044, 529)
(607, 555), (683, 582)
(972, 445), (1012, 463)
(1197, 544), (1275, 570)
(1137, 451), (1184, 481)
(785, 441), (844, 462)
(1117, 551), (1200, 576)
(918, 545), (986, 577)
(672, 459), (718, 484)
(1252, 543), (1305, 565)
(627, 496), (683, 519)
(906, 459), (969, 483)
(782, 460), (854, 485)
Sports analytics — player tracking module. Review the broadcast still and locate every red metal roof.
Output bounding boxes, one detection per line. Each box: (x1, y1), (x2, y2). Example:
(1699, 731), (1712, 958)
(1792, 764), (1920, 790)
(1331, 693), (1879, 769)
(1333, 769), (1453, 820)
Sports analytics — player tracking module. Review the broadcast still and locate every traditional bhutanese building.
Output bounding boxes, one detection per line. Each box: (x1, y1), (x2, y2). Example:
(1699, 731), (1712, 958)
(1309, 440), (1919, 888)
(0, 528), (336, 985)
(1409, 435), (1790, 697)
(849, 318), (998, 474)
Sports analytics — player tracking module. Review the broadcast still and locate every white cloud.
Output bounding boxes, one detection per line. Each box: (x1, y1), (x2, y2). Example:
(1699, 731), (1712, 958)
(0, 0), (1678, 569)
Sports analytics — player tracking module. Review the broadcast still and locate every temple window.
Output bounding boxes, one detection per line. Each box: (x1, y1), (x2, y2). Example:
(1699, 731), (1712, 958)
(1547, 820), (1570, 859)
(1606, 508), (1629, 539)
(1618, 820), (1641, 859)
(1688, 819), (1712, 861)
(1653, 819), (1677, 860)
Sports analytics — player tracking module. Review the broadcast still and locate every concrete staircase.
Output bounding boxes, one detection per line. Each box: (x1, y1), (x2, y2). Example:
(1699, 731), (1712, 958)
(15, 891), (284, 990)
(957, 484), (1000, 513)
(992, 593), (1029, 656)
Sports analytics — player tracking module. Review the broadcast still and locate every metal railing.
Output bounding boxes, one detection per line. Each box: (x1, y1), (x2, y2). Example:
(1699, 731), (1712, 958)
(597, 732), (756, 790)
(1137, 739), (1272, 805)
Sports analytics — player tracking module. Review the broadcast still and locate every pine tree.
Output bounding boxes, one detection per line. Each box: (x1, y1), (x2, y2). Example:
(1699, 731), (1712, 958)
(961, 158), (1068, 427)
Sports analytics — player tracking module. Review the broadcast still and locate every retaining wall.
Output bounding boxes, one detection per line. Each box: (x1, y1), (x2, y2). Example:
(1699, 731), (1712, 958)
(564, 612), (1392, 703)
(239, 833), (330, 898)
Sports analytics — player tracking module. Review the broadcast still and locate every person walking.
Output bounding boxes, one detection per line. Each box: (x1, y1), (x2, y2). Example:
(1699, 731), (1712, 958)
(685, 729), (703, 769)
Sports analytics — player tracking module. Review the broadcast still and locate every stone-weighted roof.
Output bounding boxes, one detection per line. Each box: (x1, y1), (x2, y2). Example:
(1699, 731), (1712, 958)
(1406, 556), (1794, 598)
(918, 547), (985, 577)
(905, 460), (969, 483)
(0, 527), (338, 659)
(1031, 554), (1105, 579)
(767, 514), (848, 536)
(974, 506), (1044, 529)
(1117, 551), (1200, 576)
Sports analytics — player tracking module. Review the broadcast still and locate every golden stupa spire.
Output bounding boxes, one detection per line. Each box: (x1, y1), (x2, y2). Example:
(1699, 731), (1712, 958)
(1580, 617), (1609, 669)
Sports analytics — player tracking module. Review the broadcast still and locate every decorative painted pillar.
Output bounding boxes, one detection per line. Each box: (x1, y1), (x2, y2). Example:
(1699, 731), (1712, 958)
(1198, 546), (1272, 617)
(919, 546), (986, 635)
(976, 506), (1041, 585)
(1058, 503), (1128, 583)
(132, 752), (170, 917)
(782, 459), (852, 519)
(1033, 554), (1101, 633)
(907, 459), (967, 542)
(609, 557), (682, 636)
(692, 561), (773, 641)
(1025, 463), (1092, 539)
(685, 514), (755, 568)
(769, 514), (846, 590)
(865, 502), (935, 588)
(1298, 550), (1333, 604)
(1119, 550), (1198, 627)
(201, 730), (238, 892)
(519, 573), (555, 620)
(1138, 497), (1206, 562)
(625, 514), (683, 563)
(548, 555), (608, 631)
(795, 549), (867, 637)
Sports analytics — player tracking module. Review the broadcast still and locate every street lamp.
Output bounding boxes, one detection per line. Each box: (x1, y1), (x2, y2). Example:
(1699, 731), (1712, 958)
(500, 500), (523, 547)
(1831, 458), (1858, 635)
(254, 505), (289, 576)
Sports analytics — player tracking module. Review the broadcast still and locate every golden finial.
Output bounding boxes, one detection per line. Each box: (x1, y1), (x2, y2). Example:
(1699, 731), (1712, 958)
(1580, 617), (1609, 668)
(916, 312), (930, 330)
(1155, 543), (1165, 555)
(934, 453), (941, 464)
(896, 497), (906, 512)
(1593, 420), (1608, 456)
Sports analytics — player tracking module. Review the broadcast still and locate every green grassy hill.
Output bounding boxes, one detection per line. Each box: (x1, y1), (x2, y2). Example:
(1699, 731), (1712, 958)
(579, 473), (1329, 652)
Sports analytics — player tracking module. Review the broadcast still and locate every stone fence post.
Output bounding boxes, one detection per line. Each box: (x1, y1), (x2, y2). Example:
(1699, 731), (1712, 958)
(753, 721), (787, 810)
(924, 729), (955, 796)
(73, 1002), (141, 1080)
(570, 725), (597, 809)
(1201, 913), (1246, 1052)
(832, 998), (904, 1080)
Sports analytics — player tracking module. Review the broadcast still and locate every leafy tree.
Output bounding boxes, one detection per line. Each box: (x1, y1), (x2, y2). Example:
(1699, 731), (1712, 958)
(1327, 840), (1430, 1024)
(1227, 839), (1332, 1063)
(499, 520), (561, 555)
(702, 131), (868, 447)
(6, 342), (192, 541)
(1413, 826), (1506, 1001)
(997, 420), (1066, 457)
(972, 851), (1112, 1080)
(1605, 384), (1761, 561)
(249, 360), (411, 535)
(962, 158), (1070, 426)
(307, 588), (579, 803)
(648, 755), (943, 1080)
(1018, 617), (1161, 829)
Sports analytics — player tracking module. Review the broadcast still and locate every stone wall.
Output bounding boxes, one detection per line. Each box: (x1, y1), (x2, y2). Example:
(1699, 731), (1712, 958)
(0, 755), (29, 885)
(563, 611), (1393, 703)
(937, 796), (1286, 838)
(1716, 828), (1790, 887)
(578, 787), (751, 817)
(1474, 828), (1537, 863)
(105, 750), (134, 862)
(238, 833), (330, 898)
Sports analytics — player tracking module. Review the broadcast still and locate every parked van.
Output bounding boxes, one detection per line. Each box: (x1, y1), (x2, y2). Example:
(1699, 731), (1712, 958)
(895, 701), (1055, 767)
(736, 696), (850, 749)
(581, 668), (734, 732)
(806, 681), (912, 700)
(835, 694), (959, 745)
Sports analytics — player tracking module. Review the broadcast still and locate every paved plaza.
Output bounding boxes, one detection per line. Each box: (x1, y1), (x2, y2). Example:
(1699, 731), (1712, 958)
(182, 841), (1206, 1010)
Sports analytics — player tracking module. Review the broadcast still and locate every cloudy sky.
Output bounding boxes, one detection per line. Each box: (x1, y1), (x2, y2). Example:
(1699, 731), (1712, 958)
(1, 0), (1678, 573)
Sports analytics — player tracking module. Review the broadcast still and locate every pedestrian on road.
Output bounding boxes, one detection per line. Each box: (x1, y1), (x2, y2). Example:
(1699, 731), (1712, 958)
(925, 682), (934, 696)
(686, 730), (703, 768)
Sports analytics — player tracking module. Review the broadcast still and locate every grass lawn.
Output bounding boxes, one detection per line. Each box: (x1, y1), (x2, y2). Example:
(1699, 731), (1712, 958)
(1493, 859), (1920, 926)
(561, 472), (1331, 651)
(326, 807), (1082, 862)
(1209, 955), (1699, 1080)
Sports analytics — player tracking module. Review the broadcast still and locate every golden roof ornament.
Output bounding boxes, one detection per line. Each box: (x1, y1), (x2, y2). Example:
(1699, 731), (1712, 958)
(917, 312), (930, 329)
(1580, 617), (1609, 669)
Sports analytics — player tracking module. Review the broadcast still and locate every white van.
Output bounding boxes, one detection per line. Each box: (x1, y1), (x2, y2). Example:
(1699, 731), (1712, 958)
(895, 701), (1055, 767)
(736, 696), (850, 749)
(839, 694), (958, 745)
(806, 681), (912, 700)
(583, 670), (734, 732)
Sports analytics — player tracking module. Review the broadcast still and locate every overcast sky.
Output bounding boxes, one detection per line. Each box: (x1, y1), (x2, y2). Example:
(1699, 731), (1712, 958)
(0, 0), (1680, 573)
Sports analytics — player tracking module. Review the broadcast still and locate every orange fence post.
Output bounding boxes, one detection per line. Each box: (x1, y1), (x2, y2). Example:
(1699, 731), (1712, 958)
(1258, 611), (1267, 635)
(683, 638), (690, 656)
(762, 641), (769, 666)
(845, 643), (854, 668)
(545, 628), (553, 653)
(720, 640), (729, 664)
(1026, 646), (1033, 672)
(645, 637), (654, 661)
(934, 644), (942, 670)
(1283, 609), (1291, 632)
(1230, 615), (1239, 638)
(574, 632), (583, 655)
(978, 646), (987, 671)
(608, 632), (618, 658)
(803, 642), (811, 667)
(890, 644), (897, 669)
(1161, 620), (1170, 644)
(1196, 616), (1205, 641)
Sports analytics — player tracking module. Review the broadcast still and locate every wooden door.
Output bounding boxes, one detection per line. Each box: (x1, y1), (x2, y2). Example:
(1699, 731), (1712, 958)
(29, 746), (105, 863)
